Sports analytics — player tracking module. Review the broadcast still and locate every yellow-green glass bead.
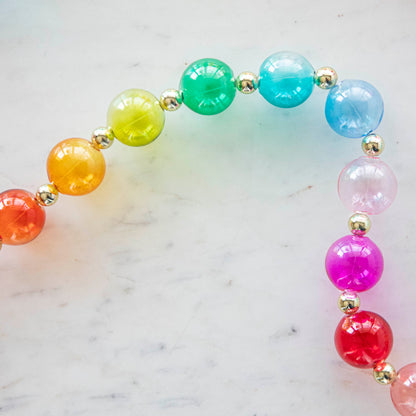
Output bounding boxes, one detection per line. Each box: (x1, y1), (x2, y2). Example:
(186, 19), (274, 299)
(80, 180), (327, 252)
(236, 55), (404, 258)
(180, 58), (236, 115)
(107, 88), (165, 147)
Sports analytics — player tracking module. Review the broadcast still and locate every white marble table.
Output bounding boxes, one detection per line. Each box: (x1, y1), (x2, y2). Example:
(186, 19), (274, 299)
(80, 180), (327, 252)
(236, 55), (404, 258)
(0, 1), (415, 415)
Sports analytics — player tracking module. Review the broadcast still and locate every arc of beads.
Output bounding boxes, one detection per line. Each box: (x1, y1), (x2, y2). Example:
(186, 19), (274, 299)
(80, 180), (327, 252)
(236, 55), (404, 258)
(0, 51), (414, 416)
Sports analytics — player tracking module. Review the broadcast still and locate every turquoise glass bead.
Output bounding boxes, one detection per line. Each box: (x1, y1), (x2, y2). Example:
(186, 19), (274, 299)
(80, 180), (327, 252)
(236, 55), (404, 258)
(180, 58), (236, 115)
(325, 80), (384, 138)
(259, 51), (315, 108)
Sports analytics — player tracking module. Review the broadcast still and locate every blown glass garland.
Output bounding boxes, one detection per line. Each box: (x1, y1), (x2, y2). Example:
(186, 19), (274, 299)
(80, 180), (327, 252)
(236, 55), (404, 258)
(0, 51), (414, 415)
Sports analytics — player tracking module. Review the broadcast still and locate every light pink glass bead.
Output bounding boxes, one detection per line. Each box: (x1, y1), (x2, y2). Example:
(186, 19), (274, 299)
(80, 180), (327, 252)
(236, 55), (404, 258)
(338, 156), (397, 215)
(391, 363), (416, 416)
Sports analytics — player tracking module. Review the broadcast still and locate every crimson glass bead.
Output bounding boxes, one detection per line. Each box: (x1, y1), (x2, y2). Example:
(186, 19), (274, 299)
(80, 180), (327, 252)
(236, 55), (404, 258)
(334, 310), (393, 368)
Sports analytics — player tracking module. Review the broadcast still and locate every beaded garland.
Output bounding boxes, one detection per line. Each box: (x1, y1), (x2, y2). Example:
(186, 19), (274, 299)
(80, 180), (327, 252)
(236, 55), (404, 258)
(0, 51), (414, 415)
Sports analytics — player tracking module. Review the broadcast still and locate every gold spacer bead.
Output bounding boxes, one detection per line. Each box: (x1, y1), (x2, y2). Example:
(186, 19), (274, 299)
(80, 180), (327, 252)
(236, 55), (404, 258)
(362, 133), (385, 157)
(91, 127), (115, 150)
(159, 89), (183, 111)
(315, 67), (338, 89)
(235, 72), (259, 94)
(373, 361), (397, 385)
(36, 183), (59, 207)
(337, 290), (360, 314)
(348, 212), (371, 236)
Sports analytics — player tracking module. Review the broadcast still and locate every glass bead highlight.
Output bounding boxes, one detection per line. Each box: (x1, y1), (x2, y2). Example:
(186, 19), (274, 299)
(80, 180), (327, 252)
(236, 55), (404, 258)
(0, 189), (46, 245)
(338, 156), (397, 215)
(47, 138), (106, 196)
(180, 58), (236, 115)
(391, 363), (416, 416)
(259, 51), (315, 108)
(325, 235), (384, 292)
(107, 89), (165, 146)
(334, 311), (393, 368)
(325, 80), (384, 138)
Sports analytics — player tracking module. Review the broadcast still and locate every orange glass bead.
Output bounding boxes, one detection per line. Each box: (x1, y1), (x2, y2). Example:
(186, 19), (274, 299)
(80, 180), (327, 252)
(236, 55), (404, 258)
(47, 138), (106, 196)
(0, 189), (46, 245)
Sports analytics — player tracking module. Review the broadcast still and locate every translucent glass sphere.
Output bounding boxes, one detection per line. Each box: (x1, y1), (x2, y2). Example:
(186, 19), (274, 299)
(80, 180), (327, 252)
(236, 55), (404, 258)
(326, 235), (383, 292)
(335, 310), (393, 368)
(107, 89), (165, 146)
(259, 51), (315, 108)
(391, 363), (416, 416)
(180, 58), (236, 115)
(325, 80), (384, 138)
(47, 138), (106, 196)
(338, 156), (397, 215)
(0, 189), (45, 245)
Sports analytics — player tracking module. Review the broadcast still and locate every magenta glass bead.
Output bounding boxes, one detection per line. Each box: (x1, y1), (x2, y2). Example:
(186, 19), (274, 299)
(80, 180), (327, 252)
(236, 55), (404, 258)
(338, 156), (398, 215)
(325, 235), (384, 292)
(391, 363), (416, 416)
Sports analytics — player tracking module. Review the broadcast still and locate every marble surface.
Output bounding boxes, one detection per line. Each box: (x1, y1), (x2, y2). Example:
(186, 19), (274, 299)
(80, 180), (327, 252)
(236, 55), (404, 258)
(0, 1), (416, 415)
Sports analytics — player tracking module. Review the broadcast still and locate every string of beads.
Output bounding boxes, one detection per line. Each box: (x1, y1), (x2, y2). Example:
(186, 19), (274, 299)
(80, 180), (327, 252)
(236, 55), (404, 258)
(0, 51), (414, 415)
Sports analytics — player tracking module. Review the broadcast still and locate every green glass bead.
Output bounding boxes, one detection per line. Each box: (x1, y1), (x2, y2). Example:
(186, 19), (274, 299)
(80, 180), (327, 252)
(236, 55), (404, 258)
(180, 58), (236, 115)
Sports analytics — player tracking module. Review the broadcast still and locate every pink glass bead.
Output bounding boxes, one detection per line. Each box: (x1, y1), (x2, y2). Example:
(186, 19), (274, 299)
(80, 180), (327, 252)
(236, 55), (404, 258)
(325, 235), (384, 292)
(338, 156), (397, 215)
(391, 363), (416, 416)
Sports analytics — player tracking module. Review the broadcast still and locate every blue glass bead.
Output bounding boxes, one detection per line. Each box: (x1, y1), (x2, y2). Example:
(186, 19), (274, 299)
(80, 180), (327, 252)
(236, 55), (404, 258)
(325, 80), (384, 138)
(259, 51), (315, 108)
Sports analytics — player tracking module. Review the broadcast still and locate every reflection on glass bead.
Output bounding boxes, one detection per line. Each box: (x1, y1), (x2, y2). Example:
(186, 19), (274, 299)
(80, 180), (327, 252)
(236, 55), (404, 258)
(335, 310), (393, 368)
(259, 51), (315, 108)
(325, 235), (383, 292)
(338, 156), (397, 215)
(325, 80), (384, 138)
(0, 189), (45, 245)
(107, 89), (165, 146)
(391, 363), (416, 416)
(180, 58), (236, 115)
(47, 138), (106, 196)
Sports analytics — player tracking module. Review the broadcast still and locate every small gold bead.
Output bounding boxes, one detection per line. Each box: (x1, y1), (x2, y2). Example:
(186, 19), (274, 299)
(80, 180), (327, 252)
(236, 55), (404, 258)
(91, 127), (114, 150)
(235, 72), (259, 94)
(338, 290), (360, 314)
(362, 133), (385, 156)
(315, 67), (338, 89)
(373, 361), (396, 385)
(160, 89), (183, 111)
(348, 213), (371, 236)
(36, 184), (59, 207)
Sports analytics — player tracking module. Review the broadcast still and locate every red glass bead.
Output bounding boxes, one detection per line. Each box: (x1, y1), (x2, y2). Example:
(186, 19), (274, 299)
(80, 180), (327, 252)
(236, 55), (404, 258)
(0, 189), (46, 245)
(334, 310), (393, 368)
